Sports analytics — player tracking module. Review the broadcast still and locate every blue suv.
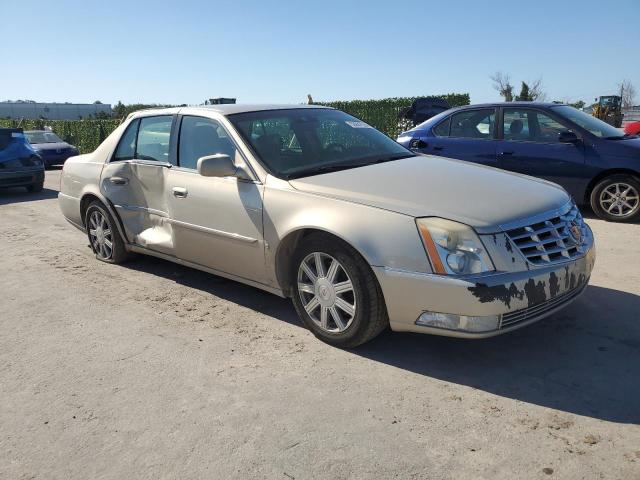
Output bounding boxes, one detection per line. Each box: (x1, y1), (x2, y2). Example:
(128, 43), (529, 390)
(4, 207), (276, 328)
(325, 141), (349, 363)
(397, 103), (640, 222)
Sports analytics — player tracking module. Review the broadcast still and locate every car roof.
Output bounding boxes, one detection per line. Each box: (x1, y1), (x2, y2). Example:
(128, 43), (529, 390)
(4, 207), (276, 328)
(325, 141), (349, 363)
(130, 104), (333, 118)
(453, 102), (562, 109)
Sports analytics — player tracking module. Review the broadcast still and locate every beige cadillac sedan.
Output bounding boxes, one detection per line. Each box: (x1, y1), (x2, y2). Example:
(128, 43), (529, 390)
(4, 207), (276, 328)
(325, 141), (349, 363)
(59, 105), (595, 347)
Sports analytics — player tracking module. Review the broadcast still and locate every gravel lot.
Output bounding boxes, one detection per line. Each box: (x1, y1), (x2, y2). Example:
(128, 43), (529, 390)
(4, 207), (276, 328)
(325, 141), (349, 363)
(1, 169), (639, 479)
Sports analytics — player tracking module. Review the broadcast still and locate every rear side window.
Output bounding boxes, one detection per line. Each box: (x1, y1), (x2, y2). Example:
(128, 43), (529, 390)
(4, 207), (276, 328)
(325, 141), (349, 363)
(432, 118), (451, 137)
(450, 109), (495, 139)
(136, 116), (172, 162)
(178, 116), (237, 170)
(113, 120), (139, 161)
(112, 116), (173, 162)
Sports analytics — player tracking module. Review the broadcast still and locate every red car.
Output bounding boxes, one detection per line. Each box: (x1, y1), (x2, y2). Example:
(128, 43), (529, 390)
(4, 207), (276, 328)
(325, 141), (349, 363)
(624, 121), (640, 136)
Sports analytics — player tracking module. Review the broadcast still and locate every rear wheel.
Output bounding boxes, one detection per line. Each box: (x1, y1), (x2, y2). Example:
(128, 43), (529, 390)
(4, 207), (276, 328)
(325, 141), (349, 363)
(291, 234), (388, 347)
(590, 174), (640, 222)
(85, 201), (129, 263)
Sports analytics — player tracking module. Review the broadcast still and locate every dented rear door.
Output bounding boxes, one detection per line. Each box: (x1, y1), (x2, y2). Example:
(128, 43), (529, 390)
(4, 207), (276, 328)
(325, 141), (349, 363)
(100, 115), (176, 254)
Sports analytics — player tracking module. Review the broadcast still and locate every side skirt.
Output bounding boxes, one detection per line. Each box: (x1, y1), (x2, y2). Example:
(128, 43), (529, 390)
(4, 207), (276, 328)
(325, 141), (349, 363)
(127, 244), (287, 298)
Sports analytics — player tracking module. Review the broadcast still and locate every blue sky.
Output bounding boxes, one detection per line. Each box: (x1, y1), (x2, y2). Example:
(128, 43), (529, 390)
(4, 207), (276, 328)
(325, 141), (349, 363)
(2, 0), (639, 106)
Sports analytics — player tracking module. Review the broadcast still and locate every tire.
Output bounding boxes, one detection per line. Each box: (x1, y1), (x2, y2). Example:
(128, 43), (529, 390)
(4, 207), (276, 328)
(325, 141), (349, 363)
(290, 233), (388, 348)
(85, 201), (129, 263)
(26, 182), (43, 193)
(590, 174), (640, 222)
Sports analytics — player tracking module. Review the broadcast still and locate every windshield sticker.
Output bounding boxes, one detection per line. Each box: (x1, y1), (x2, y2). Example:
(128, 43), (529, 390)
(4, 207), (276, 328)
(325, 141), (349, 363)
(345, 120), (373, 129)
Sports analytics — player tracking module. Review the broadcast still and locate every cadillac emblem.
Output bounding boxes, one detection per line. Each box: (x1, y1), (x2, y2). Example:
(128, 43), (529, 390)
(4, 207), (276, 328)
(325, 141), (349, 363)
(567, 220), (583, 245)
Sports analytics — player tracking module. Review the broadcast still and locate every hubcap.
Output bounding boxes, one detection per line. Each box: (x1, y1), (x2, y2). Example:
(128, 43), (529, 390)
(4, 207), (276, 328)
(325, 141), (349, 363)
(88, 210), (113, 259)
(600, 183), (640, 217)
(297, 252), (356, 333)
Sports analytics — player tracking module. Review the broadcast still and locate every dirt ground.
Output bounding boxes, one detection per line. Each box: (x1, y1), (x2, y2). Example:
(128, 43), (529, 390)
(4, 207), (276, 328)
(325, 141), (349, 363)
(1, 169), (639, 480)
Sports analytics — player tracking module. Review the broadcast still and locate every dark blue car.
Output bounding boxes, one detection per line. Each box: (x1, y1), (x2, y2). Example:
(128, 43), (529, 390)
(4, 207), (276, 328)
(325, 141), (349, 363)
(397, 103), (640, 222)
(25, 130), (79, 168)
(0, 128), (45, 192)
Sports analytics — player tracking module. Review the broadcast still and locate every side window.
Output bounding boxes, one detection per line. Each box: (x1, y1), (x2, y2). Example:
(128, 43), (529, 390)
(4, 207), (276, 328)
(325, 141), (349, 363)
(178, 116), (237, 170)
(113, 119), (139, 161)
(136, 116), (172, 162)
(450, 110), (495, 139)
(533, 111), (570, 143)
(432, 117), (451, 137)
(504, 109), (571, 143)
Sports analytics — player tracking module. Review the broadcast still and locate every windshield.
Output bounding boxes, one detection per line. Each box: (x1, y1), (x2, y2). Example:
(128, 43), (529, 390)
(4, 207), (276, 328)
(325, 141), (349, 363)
(25, 131), (64, 144)
(228, 108), (413, 179)
(551, 105), (624, 138)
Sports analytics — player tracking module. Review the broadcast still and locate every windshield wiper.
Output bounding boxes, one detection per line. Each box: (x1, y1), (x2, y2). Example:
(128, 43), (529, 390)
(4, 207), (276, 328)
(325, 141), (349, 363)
(288, 162), (366, 178)
(287, 153), (416, 179)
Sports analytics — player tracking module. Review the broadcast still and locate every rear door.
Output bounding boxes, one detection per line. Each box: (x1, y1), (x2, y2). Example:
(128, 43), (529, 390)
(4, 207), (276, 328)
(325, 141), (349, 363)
(100, 115), (176, 254)
(419, 108), (499, 166)
(165, 115), (266, 283)
(496, 107), (587, 199)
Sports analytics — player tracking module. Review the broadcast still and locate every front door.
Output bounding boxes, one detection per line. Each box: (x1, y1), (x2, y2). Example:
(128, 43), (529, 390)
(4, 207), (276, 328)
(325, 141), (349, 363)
(497, 108), (587, 199)
(166, 115), (266, 283)
(100, 115), (175, 254)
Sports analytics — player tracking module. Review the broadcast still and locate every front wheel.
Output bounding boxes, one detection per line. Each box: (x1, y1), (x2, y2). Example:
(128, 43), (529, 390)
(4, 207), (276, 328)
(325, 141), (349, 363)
(590, 174), (640, 222)
(85, 201), (129, 263)
(291, 234), (388, 348)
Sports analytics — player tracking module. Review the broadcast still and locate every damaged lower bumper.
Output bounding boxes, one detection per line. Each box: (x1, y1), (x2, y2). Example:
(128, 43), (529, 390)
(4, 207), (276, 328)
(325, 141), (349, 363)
(374, 241), (595, 338)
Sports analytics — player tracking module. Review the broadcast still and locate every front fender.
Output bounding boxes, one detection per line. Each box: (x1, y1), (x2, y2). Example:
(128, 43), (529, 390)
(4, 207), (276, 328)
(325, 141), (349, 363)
(262, 177), (431, 289)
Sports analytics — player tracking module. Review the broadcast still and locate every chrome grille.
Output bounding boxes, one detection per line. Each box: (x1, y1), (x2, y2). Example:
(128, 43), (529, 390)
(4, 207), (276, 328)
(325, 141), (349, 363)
(504, 204), (588, 266)
(500, 283), (587, 329)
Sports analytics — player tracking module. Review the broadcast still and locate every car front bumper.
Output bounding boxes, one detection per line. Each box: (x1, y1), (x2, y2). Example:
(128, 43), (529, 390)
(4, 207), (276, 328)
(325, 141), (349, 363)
(373, 240), (595, 338)
(0, 168), (45, 188)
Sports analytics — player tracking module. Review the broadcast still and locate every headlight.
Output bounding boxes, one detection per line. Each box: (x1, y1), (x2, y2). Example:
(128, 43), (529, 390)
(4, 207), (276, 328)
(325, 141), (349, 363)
(416, 218), (495, 275)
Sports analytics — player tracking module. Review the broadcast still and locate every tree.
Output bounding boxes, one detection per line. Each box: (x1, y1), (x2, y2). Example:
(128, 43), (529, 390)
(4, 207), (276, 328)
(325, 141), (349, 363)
(570, 100), (585, 109)
(93, 100), (103, 104)
(491, 72), (545, 102)
(516, 82), (532, 101)
(528, 77), (545, 101)
(490, 71), (514, 102)
(619, 80), (637, 109)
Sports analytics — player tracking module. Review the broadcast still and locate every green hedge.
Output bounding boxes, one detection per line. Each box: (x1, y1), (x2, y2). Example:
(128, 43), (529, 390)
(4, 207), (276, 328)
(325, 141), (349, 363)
(317, 94), (470, 137)
(1, 93), (469, 153)
(0, 118), (120, 154)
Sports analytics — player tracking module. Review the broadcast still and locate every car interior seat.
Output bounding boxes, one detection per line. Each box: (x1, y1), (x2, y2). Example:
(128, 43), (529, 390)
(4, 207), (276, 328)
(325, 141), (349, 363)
(508, 119), (524, 140)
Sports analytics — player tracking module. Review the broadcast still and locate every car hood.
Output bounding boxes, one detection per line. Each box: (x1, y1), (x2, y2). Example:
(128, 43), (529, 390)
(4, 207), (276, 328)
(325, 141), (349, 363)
(289, 155), (570, 231)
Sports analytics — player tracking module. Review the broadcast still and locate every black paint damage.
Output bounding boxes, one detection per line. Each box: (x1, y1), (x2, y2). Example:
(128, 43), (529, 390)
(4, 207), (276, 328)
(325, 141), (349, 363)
(467, 268), (589, 309)
(466, 283), (524, 309)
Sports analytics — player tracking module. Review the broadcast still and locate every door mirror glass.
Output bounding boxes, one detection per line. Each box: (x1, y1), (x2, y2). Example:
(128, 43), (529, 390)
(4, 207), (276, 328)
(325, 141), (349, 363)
(558, 131), (580, 143)
(197, 154), (237, 177)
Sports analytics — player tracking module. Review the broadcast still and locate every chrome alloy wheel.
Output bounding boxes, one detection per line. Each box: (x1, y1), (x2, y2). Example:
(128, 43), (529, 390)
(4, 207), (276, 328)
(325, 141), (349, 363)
(88, 210), (113, 260)
(297, 252), (356, 333)
(599, 182), (640, 218)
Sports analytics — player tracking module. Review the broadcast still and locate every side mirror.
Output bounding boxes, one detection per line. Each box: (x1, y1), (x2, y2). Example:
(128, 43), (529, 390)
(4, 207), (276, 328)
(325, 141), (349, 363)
(558, 131), (580, 144)
(197, 154), (237, 177)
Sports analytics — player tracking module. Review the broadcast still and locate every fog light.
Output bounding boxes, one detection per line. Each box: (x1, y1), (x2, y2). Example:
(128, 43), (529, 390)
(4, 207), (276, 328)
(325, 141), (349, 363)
(416, 311), (500, 332)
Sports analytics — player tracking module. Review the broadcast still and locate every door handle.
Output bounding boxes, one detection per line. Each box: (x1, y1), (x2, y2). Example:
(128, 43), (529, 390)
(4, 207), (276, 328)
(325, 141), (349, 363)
(498, 150), (514, 156)
(433, 146), (444, 151)
(108, 176), (129, 185)
(172, 187), (188, 198)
